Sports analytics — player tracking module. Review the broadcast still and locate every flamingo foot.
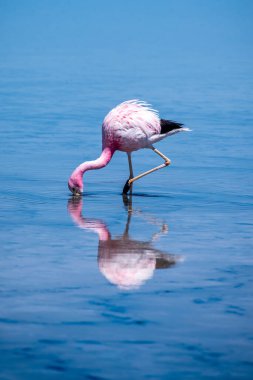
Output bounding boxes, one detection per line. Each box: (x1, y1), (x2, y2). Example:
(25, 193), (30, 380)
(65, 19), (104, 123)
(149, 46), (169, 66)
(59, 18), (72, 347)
(122, 179), (131, 194)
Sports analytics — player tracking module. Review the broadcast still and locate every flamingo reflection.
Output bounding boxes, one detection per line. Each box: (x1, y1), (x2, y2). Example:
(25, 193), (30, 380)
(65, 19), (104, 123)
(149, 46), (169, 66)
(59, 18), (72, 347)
(67, 196), (182, 289)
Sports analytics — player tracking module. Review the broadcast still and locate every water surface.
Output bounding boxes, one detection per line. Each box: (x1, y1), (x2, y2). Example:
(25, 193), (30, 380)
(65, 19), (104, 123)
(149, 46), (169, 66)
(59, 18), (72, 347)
(0, 21), (253, 380)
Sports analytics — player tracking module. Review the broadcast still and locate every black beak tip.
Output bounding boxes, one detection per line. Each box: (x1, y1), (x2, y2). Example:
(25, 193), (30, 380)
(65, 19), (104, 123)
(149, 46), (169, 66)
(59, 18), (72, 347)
(68, 183), (82, 196)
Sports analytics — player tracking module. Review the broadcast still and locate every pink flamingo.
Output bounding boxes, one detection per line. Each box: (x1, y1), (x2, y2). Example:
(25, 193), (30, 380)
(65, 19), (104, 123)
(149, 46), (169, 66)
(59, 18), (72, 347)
(68, 100), (189, 195)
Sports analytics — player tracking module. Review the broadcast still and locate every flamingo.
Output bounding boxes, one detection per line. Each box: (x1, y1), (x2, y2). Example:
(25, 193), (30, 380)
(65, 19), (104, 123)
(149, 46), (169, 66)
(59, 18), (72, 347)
(68, 100), (189, 195)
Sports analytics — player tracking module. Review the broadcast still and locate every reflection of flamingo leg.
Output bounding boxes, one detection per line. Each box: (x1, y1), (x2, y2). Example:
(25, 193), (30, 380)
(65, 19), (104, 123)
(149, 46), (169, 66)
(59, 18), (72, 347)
(123, 208), (132, 239)
(122, 192), (133, 214)
(122, 193), (168, 242)
(151, 223), (169, 242)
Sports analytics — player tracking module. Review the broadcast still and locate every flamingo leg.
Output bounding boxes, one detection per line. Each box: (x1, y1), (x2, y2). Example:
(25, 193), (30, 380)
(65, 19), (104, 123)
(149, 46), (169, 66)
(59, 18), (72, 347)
(127, 152), (134, 179)
(123, 153), (134, 194)
(128, 146), (171, 186)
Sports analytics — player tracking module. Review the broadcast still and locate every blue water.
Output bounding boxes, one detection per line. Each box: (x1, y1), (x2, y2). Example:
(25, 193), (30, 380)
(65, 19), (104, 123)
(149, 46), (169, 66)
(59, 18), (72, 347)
(1, 2), (253, 379)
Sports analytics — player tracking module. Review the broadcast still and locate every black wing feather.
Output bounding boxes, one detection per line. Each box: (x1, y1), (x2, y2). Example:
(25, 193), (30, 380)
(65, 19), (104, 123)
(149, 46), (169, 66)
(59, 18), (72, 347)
(160, 119), (184, 134)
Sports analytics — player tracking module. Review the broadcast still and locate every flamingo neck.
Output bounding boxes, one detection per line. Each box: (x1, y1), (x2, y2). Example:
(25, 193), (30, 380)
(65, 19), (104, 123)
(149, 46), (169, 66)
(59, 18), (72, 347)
(77, 147), (114, 175)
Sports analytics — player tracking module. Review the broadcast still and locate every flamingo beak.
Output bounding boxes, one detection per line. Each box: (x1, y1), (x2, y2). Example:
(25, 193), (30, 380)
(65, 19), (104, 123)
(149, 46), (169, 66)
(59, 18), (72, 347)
(68, 183), (82, 196)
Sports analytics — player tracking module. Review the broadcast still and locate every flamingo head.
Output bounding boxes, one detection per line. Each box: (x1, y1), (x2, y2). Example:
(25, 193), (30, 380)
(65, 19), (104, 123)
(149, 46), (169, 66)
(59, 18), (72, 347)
(68, 171), (83, 196)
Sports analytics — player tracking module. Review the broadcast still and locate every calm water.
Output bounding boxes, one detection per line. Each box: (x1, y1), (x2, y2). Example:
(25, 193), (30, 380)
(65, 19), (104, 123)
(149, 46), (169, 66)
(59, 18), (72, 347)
(0, 53), (253, 379)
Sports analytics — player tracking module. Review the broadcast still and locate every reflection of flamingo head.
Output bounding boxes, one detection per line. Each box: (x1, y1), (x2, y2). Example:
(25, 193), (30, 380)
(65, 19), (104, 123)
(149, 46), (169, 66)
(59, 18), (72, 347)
(67, 196), (181, 290)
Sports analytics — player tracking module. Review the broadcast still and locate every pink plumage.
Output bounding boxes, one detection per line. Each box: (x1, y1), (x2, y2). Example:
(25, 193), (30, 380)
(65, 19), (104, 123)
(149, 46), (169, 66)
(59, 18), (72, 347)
(102, 100), (160, 152)
(68, 99), (189, 195)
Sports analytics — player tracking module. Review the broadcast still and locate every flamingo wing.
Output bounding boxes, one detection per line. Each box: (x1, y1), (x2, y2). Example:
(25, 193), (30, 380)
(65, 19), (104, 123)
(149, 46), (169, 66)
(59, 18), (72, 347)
(102, 100), (161, 152)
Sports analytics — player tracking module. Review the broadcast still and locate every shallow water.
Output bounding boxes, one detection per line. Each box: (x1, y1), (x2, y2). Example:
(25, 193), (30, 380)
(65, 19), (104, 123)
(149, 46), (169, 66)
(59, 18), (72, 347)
(0, 49), (253, 379)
